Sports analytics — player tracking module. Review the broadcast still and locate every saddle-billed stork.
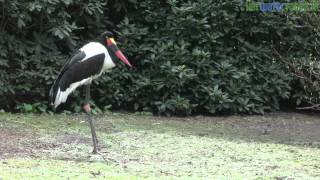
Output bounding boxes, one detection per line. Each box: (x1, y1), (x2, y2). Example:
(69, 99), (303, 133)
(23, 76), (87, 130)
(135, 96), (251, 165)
(49, 31), (132, 153)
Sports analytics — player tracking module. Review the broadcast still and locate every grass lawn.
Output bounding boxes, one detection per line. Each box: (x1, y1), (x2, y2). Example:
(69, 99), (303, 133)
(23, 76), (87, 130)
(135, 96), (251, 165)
(0, 112), (319, 179)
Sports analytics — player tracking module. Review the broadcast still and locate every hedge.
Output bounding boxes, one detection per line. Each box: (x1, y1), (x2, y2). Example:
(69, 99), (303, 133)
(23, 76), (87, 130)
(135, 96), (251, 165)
(0, 0), (319, 115)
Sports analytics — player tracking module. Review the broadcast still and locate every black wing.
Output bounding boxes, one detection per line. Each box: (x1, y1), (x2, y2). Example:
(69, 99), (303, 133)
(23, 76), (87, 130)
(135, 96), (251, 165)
(50, 53), (105, 107)
(59, 50), (86, 77)
(58, 53), (105, 91)
(49, 50), (86, 103)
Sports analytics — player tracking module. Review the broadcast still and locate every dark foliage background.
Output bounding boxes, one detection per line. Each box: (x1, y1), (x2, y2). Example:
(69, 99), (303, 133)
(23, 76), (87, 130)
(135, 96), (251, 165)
(0, 0), (319, 115)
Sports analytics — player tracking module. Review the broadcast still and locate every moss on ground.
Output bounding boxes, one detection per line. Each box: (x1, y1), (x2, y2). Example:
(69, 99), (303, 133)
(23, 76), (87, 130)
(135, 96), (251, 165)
(0, 113), (319, 179)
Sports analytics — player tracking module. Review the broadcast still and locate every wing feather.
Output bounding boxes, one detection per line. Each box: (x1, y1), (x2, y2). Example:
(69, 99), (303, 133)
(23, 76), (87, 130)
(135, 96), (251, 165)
(50, 52), (105, 108)
(49, 50), (86, 103)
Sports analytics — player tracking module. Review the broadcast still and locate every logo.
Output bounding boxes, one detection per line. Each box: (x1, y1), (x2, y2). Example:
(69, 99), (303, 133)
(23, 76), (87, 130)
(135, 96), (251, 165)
(246, 0), (320, 12)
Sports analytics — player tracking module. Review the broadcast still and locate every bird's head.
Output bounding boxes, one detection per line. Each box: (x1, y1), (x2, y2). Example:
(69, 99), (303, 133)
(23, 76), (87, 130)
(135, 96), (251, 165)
(101, 31), (132, 67)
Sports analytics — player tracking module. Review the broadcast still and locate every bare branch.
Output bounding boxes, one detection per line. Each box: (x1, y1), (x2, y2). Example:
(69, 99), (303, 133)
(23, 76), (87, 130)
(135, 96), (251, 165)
(297, 104), (320, 110)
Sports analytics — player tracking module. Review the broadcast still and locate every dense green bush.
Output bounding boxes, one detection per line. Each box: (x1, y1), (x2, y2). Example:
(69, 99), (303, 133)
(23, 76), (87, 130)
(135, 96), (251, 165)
(102, 0), (319, 115)
(1, 0), (319, 115)
(0, 0), (109, 111)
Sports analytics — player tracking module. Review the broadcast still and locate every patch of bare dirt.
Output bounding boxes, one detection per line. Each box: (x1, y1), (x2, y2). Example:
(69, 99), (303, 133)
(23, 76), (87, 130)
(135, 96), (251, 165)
(0, 126), (92, 159)
(192, 112), (320, 147)
(0, 127), (39, 159)
(58, 133), (92, 145)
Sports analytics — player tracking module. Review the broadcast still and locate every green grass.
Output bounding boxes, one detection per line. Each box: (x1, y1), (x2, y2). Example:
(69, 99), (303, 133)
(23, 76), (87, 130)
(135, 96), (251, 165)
(0, 113), (319, 179)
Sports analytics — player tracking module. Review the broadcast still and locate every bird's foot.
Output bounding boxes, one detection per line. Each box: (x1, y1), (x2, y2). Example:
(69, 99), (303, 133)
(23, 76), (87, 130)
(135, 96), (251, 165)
(83, 104), (91, 113)
(92, 148), (98, 154)
(91, 143), (102, 154)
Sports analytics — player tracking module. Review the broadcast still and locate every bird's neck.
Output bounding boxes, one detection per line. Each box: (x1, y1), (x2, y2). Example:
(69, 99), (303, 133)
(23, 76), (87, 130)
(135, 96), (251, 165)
(99, 36), (107, 47)
(98, 37), (119, 65)
(106, 46), (115, 59)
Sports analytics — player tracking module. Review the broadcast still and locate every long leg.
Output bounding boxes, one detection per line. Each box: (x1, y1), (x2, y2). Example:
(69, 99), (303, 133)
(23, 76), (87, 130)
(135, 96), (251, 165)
(83, 84), (98, 154)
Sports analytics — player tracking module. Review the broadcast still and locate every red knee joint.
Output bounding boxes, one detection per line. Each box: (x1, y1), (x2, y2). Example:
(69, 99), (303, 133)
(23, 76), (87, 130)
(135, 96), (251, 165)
(83, 104), (91, 113)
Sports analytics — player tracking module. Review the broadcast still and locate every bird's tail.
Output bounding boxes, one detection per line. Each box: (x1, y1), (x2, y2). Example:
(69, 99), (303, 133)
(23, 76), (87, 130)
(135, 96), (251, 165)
(49, 77), (75, 109)
(50, 74), (90, 108)
(49, 77), (61, 108)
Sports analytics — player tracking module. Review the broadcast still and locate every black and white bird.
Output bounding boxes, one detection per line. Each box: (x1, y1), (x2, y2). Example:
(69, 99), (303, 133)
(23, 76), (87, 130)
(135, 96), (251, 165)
(49, 31), (132, 153)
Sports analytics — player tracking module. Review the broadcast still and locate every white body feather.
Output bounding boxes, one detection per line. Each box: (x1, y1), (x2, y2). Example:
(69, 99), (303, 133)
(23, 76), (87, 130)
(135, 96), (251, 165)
(80, 42), (115, 69)
(53, 42), (115, 108)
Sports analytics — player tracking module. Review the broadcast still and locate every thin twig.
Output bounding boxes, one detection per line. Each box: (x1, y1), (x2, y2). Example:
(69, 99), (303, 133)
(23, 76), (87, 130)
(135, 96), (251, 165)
(297, 104), (320, 110)
(273, 48), (320, 111)
(273, 48), (317, 85)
